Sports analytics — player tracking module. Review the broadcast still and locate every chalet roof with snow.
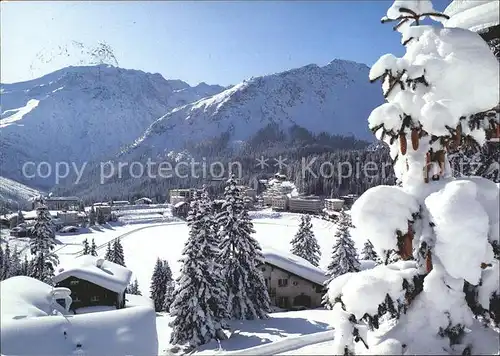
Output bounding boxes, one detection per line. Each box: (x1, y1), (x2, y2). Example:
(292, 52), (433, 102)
(261, 247), (327, 285)
(53, 255), (132, 294)
(444, 0), (499, 33)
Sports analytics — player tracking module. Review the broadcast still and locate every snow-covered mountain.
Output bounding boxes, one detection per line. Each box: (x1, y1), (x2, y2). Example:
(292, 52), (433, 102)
(0, 176), (43, 211)
(124, 59), (382, 160)
(0, 65), (224, 186)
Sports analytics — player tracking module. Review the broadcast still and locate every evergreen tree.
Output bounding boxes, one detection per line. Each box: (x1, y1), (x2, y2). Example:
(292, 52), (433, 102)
(104, 242), (113, 261)
(10, 246), (22, 277)
(17, 210), (25, 225)
(0, 244), (4, 280)
(169, 189), (228, 350)
(30, 205), (59, 284)
(290, 214), (321, 266)
(112, 238), (125, 266)
(89, 206), (96, 226)
(217, 177), (271, 320)
(150, 258), (172, 312)
(21, 255), (31, 276)
(163, 279), (175, 312)
(82, 238), (90, 255)
(90, 239), (98, 256)
(2, 244), (11, 280)
(127, 278), (142, 295)
(326, 211), (360, 281)
(97, 209), (106, 224)
(361, 240), (378, 262)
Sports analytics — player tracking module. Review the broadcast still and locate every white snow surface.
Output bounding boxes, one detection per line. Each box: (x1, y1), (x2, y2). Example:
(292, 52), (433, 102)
(444, 0), (499, 33)
(53, 255), (132, 294)
(425, 180), (493, 285)
(262, 246), (327, 285)
(351, 185), (419, 255)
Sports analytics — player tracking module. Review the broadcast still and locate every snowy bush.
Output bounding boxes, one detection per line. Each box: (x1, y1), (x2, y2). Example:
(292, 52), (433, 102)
(326, 1), (500, 354)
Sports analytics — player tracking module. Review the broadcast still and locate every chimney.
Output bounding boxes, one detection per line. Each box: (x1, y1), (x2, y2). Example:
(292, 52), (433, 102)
(96, 258), (105, 268)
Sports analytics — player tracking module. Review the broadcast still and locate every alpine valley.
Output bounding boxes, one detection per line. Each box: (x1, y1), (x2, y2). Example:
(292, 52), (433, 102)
(1, 59), (386, 201)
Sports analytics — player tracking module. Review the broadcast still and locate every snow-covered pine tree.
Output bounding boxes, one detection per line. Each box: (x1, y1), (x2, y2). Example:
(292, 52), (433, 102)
(326, 2), (500, 354)
(82, 239), (90, 255)
(89, 207), (96, 226)
(21, 255), (31, 276)
(90, 239), (98, 256)
(326, 210), (360, 282)
(218, 176), (271, 320)
(2, 244), (11, 280)
(163, 279), (175, 313)
(9, 246), (22, 277)
(104, 242), (113, 261)
(112, 239), (125, 266)
(30, 205), (59, 284)
(0, 244), (4, 280)
(361, 240), (378, 262)
(169, 189), (228, 350)
(290, 214), (321, 266)
(17, 210), (24, 225)
(150, 257), (167, 312)
(127, 278), (141, 295)
(97, 209), (106, 224)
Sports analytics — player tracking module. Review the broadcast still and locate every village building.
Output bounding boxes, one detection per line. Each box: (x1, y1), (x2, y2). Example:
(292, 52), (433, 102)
(288, 196), (323, 214)
(134, 197), (153, 205)
(324, 198), (344, 212)
(340, 194), (359, 209)
(53, 255), (132, 312)
(40, 196), (81, 211)
(260, 248), (327, 310)
(169, 189), (196, 206)
(110, 200), (130, 207)
(92, 203), (112, 221)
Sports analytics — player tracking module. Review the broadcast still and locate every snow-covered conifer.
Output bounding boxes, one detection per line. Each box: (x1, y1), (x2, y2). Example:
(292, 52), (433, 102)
(150, 257), (168, 312)
(104, 242), (113, 261)
(2, 244), (11, 280)
(30, 205), (58, 283)
(326, 211), (360, 281)
(9, 246), (22, 277)
(0, 245), (4, 280)
(82, 239), (90, 255)
(218, 177), (271, 320)
(89, 207), (96, 226)
(290, 214), (321, 266)
(169, 189), (228, 350)
(97, 208), (106, 224)
(327, 1), (500, 353)
(361, 239), (378, 262)
(90, 239), (98, 256)
(127, 278), (141, 295)
(112, 239), (125, 266)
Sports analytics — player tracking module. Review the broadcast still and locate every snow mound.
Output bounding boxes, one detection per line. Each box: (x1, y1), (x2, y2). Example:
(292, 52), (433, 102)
(1, 306), (158, 356)
(261, 246), (327, 285)
(53, 255), (132, 294)
(0, 276), (67, 319)
(425, 180), (493, 285)
(351, 185), (419, 255)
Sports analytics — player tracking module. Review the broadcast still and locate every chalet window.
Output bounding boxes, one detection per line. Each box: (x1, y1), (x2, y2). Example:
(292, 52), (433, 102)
(292, 281), (299, 286)
(278, 279), (288, 287)
(270, 288), (277, 297)
(73, 295), (81, 302)
(315, 285), (324, 294)
(261, 267), (266, 272)
(277, 296), (289, 309)
(70, 280), (79, 286)
(90, 295), (100, 302)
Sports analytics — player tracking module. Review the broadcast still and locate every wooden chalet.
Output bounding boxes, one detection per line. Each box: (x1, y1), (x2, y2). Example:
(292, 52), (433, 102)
(53, 256), (132, 312)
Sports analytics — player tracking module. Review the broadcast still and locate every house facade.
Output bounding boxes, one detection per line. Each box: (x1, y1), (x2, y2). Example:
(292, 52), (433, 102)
(43, 196), (82, 211)
(260, 248), (327, 310)
(169, 189), (196, 206)
(324, 198), (344, 212)
(288, 197), (323, 214)
(53, 256), (132, 312)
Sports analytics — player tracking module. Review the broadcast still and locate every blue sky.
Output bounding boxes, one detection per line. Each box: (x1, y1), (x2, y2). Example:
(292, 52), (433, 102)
(1, 0), (450, 86)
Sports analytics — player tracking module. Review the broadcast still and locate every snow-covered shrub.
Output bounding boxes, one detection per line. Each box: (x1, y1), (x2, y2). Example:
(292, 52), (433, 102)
(326, 1), (500, 354)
